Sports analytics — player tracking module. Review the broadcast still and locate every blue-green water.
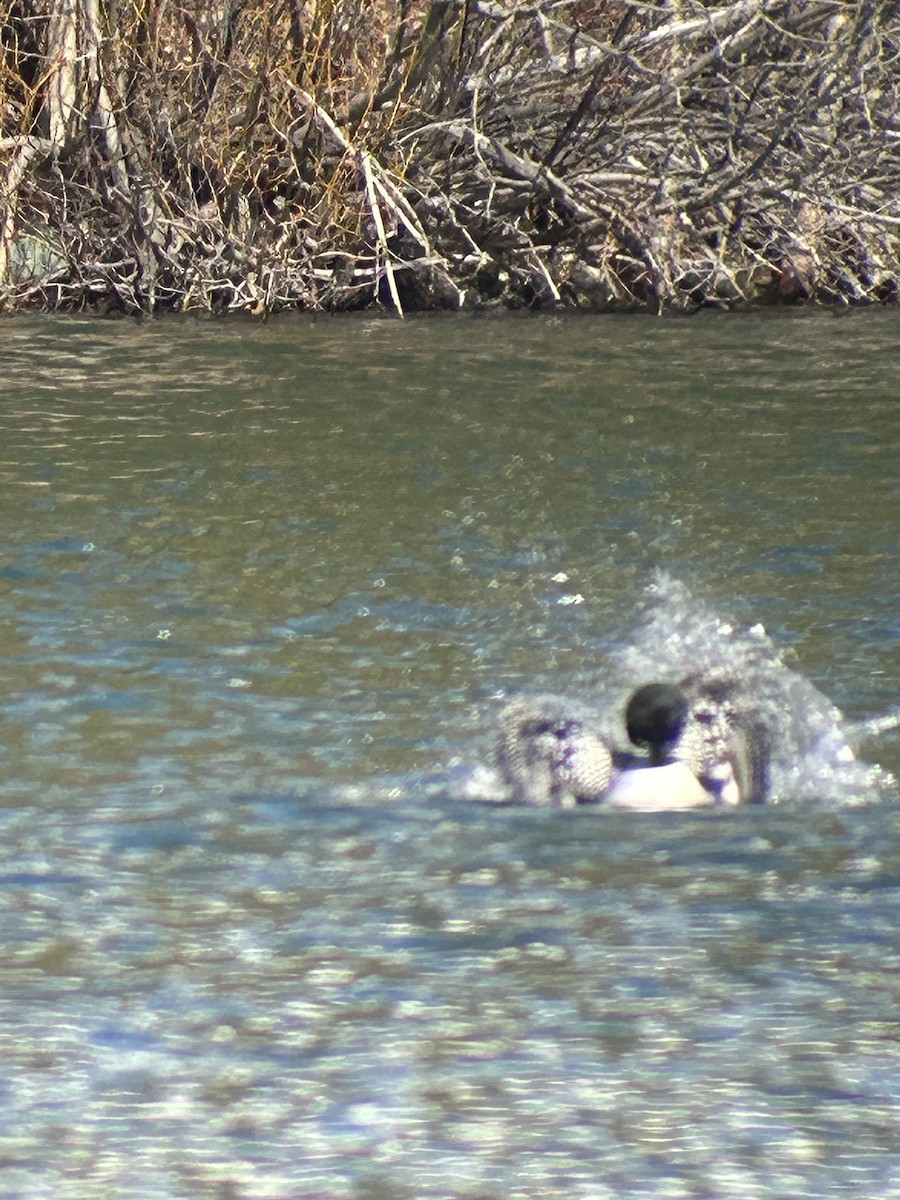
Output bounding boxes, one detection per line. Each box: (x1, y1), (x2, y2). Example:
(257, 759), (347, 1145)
(0, 309), (897, 1199)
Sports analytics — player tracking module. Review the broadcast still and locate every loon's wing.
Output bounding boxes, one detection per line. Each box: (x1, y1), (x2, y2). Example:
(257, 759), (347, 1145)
(497, 696), (613, 806)
(679, 671), (771, 805)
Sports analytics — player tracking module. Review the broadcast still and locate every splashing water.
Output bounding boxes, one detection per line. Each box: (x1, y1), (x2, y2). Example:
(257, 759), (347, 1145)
(602, 576), (898, 806)
(476, 576), (898, 807)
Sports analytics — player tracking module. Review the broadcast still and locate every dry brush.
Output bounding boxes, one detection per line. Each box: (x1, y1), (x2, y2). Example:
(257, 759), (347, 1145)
(1, 0), (899, 313)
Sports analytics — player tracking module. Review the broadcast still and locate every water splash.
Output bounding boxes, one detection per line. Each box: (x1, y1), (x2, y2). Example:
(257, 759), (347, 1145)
(604, 575), (897, 806)
(470, 575), (897, 808)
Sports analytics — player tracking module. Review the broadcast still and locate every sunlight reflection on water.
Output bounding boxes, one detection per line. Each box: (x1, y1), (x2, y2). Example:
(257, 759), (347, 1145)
(0, 310), (897, 1198)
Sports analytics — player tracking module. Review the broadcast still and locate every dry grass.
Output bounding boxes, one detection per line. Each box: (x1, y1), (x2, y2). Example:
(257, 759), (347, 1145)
(1, 0), (899, 313)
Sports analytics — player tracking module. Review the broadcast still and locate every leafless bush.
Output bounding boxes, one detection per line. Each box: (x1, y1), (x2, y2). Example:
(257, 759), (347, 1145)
(1, 0), (899, 313)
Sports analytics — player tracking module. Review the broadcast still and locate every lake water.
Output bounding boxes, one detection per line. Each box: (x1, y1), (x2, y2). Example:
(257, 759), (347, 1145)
(0, 309), (898, 1199)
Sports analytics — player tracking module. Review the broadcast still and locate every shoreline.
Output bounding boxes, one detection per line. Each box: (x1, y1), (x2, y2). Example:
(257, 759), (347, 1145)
(2, 1), (896, 316)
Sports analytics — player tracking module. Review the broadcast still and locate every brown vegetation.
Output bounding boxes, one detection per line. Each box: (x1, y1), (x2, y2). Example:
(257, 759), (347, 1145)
(1, 0), (899, 314)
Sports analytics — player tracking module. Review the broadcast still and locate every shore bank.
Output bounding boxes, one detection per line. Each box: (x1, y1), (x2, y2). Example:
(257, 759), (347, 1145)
(2, 1), (897, 315)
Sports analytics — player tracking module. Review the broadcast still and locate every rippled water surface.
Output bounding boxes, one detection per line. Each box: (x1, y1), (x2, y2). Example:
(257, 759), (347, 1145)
(0, 310), (898, 1198)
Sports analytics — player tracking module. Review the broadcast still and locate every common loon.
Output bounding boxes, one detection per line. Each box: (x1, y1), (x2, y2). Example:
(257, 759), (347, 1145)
(497, 676), (770, 809)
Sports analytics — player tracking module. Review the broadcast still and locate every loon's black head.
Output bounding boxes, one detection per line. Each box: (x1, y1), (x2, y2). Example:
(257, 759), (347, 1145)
(625, 683), (689, 762)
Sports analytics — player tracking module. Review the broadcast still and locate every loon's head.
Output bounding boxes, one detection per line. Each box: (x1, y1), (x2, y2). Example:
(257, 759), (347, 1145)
(625, 683), (689, 764)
